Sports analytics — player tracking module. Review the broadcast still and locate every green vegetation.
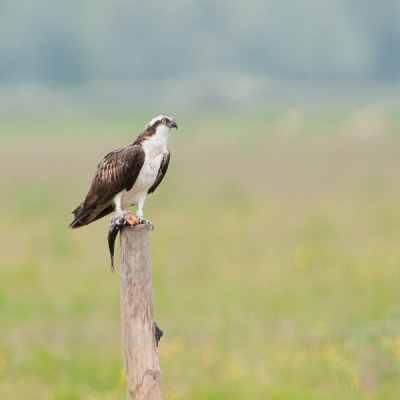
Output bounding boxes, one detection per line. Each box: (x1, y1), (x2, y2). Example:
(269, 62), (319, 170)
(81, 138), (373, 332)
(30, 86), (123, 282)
(1, 109), (400, 399)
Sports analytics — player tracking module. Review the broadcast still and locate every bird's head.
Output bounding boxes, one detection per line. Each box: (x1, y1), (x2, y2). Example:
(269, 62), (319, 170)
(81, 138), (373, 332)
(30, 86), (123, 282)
(134, 115), (177, 145)
(146, 115), (178, 131)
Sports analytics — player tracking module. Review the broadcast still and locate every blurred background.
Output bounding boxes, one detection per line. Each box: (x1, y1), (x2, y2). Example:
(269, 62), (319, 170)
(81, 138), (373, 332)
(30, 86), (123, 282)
(1, 0), (400, 112)
(1, 1), (400, 399)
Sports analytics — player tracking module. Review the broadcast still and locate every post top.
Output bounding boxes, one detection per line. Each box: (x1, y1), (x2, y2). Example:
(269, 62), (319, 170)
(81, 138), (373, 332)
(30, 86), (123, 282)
(126, 224), (149, 232)
(121, 224), (151, 236)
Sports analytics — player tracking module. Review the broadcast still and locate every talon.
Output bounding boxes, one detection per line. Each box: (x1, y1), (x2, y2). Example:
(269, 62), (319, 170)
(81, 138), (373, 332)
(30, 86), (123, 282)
(137, 216), (155, 230)
(146, 220), (155, 230)
(109, 210), (126, 224)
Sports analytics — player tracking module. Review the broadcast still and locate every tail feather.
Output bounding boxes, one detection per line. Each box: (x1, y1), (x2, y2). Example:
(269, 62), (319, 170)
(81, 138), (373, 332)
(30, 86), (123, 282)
(69, 205), (95, 229)
(69, 203), (115, 229)
(71, 202), (83, 216)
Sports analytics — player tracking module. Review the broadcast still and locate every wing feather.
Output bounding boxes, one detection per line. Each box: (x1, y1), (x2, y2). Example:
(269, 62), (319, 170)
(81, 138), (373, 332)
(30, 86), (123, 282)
(148, 149), (170, 194)
(69, 145), (145, 228)
(83, 145), (146, 206)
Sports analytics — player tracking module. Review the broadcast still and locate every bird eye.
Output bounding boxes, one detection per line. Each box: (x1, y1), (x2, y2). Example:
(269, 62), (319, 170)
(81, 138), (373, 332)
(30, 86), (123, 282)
(162, 118), (167, 124)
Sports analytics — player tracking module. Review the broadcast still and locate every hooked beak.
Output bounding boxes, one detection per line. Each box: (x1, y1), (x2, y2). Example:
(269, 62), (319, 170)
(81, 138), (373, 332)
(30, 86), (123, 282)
(167, 120), (178, 129)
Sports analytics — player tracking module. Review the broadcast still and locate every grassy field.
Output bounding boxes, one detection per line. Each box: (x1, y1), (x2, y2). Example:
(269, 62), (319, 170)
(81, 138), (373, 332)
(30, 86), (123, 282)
(1, 108), (400, 399)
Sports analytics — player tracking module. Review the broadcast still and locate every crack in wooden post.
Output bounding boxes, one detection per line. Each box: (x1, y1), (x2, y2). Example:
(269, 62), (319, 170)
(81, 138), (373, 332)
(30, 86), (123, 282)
(119, 224), (162, 400)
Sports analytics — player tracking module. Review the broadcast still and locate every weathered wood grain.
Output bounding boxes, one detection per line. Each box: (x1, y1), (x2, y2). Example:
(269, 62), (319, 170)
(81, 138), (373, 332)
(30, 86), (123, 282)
(119, 224), (162, 400)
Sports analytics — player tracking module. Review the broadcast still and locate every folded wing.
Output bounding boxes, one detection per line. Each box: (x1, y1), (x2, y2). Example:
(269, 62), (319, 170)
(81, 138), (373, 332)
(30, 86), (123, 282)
(69, 145), (146, 228)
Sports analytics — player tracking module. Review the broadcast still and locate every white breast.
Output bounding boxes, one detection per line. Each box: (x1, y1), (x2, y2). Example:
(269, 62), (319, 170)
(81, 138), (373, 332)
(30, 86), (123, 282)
(120, 132), (168, 210)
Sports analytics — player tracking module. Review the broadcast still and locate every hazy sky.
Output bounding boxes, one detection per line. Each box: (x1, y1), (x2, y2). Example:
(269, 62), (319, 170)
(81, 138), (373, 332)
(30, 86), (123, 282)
(1, 0), (399, 110)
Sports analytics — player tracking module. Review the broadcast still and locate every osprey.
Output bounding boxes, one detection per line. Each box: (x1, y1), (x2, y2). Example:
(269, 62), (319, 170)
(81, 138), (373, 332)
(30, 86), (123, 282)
(69, 114), (177, 268)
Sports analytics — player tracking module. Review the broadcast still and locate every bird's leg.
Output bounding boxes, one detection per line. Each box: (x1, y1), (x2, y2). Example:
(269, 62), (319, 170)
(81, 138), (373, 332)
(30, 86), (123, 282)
(136, 209), (154, 230)
(109, 192), (126, 225)
(110, 193), (139, 227)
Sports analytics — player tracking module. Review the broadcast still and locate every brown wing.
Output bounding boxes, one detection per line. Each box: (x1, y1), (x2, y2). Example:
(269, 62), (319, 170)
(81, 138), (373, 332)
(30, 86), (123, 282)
(83, 145), (145, 205)
(69, 145), (145, 228)
(148, 149), (171, 194)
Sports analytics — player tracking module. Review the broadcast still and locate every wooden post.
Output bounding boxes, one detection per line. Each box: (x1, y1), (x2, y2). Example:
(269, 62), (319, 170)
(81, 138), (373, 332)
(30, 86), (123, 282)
(119, 224), (162, 400)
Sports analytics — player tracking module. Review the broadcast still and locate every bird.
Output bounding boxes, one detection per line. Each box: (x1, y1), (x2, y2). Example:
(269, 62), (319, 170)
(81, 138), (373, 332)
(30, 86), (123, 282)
(69, 114), (177, 269)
